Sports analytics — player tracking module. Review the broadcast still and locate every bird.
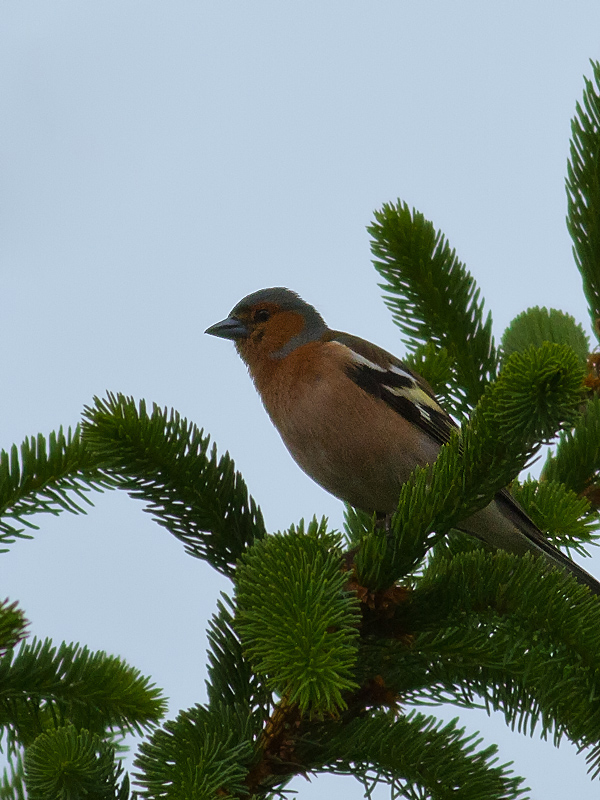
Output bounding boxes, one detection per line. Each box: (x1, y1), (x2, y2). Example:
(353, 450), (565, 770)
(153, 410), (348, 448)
(206, 286), (600, 595)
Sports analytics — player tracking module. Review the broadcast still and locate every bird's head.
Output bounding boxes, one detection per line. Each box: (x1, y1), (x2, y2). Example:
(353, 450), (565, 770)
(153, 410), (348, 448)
(205, 287), (327, 364)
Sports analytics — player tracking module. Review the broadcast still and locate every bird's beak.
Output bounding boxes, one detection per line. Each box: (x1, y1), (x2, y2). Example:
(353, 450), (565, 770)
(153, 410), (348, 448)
(205, 316), (249, 340)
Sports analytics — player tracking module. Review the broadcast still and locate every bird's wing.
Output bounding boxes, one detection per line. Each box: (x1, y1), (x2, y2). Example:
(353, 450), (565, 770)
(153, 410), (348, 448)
(327, 330), (457, 447)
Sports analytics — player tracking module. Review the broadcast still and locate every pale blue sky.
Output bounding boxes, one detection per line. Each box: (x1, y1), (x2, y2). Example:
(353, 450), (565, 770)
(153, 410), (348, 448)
(3, 3), (600, 797)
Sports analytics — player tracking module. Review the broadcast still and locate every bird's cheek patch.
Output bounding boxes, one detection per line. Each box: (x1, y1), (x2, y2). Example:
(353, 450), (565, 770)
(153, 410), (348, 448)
(267, 311), (311, 358)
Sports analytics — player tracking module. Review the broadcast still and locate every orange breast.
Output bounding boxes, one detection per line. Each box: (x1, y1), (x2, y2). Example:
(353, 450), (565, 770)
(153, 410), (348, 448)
(249, 341), (442, 513)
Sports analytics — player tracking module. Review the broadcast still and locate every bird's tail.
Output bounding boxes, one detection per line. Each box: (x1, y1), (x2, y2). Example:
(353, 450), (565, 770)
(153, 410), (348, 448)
(462, 489), (600, 596)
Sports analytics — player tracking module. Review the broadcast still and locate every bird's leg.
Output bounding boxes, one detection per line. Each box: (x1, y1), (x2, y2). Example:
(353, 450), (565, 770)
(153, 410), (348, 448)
(343, 512), (392, 573)
(375, 511), (393, 535)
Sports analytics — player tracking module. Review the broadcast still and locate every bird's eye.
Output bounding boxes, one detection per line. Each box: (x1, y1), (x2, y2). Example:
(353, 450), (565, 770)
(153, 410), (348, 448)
(253, 308), (271, 323)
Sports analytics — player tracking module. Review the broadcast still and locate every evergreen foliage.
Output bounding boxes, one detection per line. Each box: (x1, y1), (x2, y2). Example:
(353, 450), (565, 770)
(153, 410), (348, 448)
(369, 202), (497, 420)
(0, 639), (166, 750)
(567, 59), (600, 334)
(501, 307), (590, 366)
(406, 552), (600, 776)
(81, 393), (266, 577)
(0, 426), (114, 549)
(543, 396), (600, 496)
(23, 724), (129, 800)
(0, 601), (27, 655)
(205, 595), (271, 723)
(300, 712), (526, 800)
(134, 705), (255, 800)
(0, 750), (26, 800)
(4, 58), (600, 800)
(510, 478), (599, 556)
(236, 519), (360, 715)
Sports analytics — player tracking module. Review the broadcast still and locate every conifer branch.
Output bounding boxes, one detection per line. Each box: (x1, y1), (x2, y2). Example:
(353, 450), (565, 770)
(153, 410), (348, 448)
(81, 393), (266, 577)
(369, 201), (497, 418)
(23, 725), (130, 800)
(206, 595), (272, 728)
(510, 478), (600, 556)
(543, 396), (600, 496)
(134, 704), (255, 799)
(501, 307), (590, 366)
(0, 750), (26, 800)
(301, 712), (527, 800)
(236, 519), (360, 716)
(0, 639), (166, 749)
(0, 426), (114, 549)
(0, 601), (27, 656)
(359, 551), (600, 778)
(567, 59), (600, 335)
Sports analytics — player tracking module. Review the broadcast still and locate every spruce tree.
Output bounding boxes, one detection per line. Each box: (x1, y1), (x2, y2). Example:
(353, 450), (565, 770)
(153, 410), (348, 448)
(3, 60), (600, 800)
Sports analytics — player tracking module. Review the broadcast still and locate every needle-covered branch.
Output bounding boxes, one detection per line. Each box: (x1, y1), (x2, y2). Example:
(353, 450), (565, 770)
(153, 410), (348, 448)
(81, 393), (266, 576)
(544, 397), (600, 498)
(501, 307), (590, 367)
(0, 639), (166, 750)
(369, 201), (497, 418)
(510, 478), (600, 557)
(0, 600), (27, 656)
(300, 712), (527, 800)
(23, 725), (130, 800)
(566, 59), (600, 336)
(236, 519), (360, 717)
(0, 426), (114, 550)
(358, 550), (600, 778)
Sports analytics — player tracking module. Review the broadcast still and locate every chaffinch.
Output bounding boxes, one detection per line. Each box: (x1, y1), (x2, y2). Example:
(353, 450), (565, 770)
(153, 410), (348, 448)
(206, 286), (600, 594)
